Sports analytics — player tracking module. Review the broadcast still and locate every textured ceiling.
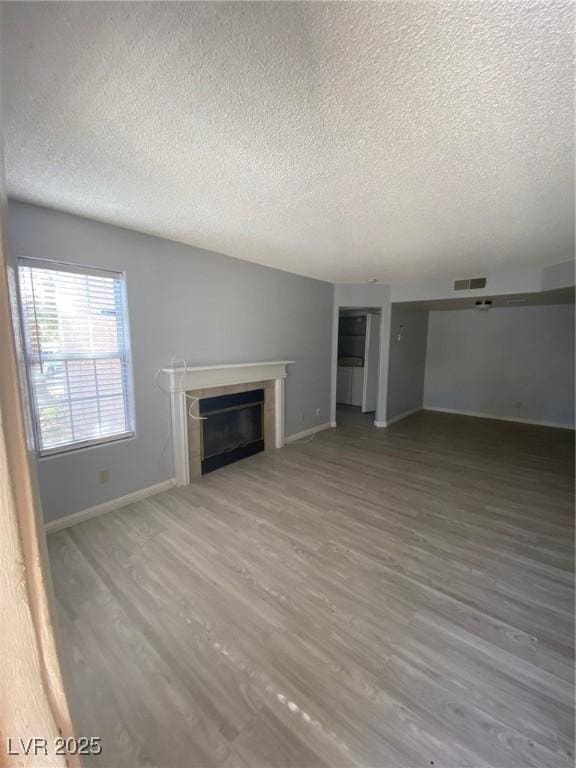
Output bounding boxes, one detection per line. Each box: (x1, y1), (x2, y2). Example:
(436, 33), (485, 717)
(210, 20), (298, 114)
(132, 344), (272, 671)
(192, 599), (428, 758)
(3, 2), (574, 282)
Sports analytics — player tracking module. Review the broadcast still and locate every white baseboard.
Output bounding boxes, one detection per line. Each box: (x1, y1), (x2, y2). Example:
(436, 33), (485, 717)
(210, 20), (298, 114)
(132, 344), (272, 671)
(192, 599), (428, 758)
(285, 422), (333, 444)
(45, 479), (175, 534)
(423, 406), (575, 430)
(374, 407), (422, 428)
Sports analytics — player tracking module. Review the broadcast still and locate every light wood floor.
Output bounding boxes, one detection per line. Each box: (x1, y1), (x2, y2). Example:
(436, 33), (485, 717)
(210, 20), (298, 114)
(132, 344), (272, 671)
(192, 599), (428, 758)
(48, 408), (575, 768)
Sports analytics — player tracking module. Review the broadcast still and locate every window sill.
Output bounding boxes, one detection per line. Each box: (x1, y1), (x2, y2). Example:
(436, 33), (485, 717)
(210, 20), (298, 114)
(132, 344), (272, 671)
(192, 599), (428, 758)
(38, 431), (136, 460)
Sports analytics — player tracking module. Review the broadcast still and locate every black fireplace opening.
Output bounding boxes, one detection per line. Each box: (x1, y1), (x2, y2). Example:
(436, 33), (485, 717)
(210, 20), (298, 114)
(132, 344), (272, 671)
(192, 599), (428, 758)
(200, 389), (264, 475)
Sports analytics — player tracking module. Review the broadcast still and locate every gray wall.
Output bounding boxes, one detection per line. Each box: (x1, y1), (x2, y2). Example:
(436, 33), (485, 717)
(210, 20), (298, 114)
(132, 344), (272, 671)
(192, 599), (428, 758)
(8, 201), (334, 522)
(424, 304), (575, 427)
(386, 305), (429, 422)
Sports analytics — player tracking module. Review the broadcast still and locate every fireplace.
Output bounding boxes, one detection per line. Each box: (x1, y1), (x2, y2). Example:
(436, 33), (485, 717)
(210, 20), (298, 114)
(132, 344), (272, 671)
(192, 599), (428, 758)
(200, 389), (264, 474)
(159, 361), (293, 485)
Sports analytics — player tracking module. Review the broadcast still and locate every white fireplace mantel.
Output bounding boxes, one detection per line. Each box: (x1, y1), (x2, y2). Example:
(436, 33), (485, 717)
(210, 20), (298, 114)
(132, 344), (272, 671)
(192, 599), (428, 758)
(160, 361), (294, 485)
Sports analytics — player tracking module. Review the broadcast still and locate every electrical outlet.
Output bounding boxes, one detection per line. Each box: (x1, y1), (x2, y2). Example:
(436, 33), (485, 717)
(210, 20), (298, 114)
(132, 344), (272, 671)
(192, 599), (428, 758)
(315, 408), (321, 416)
(515, 401), (522, 410)
(301, 411), (306, 422)
(99, 469), (109, 484)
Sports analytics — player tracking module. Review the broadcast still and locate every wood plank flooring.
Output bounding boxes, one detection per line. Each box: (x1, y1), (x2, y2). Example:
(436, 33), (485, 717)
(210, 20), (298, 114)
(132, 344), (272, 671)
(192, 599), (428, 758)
(48, 408), (575, 767)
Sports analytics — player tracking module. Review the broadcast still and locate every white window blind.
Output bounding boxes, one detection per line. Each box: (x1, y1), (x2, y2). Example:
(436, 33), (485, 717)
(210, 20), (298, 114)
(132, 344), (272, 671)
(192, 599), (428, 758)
(18, 258), (134, 456)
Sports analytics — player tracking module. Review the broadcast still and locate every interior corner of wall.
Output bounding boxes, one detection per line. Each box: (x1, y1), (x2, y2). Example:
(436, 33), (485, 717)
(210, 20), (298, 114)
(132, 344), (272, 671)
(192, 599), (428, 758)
(541, 260), (576, 292)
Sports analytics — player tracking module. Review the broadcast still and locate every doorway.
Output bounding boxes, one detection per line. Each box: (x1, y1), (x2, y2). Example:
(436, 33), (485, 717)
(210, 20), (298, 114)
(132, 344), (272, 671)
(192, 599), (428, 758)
(336, 307), (381, 415)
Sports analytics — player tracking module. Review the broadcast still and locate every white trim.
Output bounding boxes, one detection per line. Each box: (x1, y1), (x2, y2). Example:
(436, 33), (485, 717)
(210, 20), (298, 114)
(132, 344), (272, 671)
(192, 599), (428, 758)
(274, 377), (285, 449)
(171, 387), (189, 486)
(45, 479), (175, 534)
(160, 361), (294, 391)
(423, 406), (575, 430)
(285, 422), (333, 444)
(19, 256), (122, 280)
(373, 406), (422, 428)
(387, 406), (422, 427)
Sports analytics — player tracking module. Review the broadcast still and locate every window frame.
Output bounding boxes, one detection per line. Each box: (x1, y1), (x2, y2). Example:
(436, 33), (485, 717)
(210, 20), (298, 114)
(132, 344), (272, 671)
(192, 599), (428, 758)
(17, 257), (136, 458)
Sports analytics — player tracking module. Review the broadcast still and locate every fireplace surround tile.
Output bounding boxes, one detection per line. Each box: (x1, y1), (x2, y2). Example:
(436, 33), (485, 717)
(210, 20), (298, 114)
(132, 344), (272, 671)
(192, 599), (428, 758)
(186, 380), (275, 480)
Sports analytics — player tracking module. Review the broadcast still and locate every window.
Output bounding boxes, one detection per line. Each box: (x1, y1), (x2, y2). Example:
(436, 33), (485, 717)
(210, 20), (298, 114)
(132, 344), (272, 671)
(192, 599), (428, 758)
(18, 258), (134, 456)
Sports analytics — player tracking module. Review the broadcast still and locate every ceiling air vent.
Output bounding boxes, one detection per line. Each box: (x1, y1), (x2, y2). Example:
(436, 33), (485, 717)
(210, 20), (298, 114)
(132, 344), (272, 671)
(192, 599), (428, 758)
(454, 277), (487, 291)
